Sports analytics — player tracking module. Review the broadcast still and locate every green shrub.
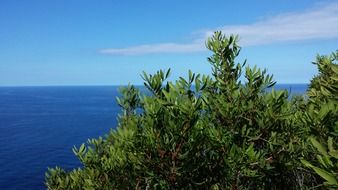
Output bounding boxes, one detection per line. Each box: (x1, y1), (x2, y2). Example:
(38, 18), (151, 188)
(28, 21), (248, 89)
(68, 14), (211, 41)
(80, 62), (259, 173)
(301, 51), (338, 189)
(301, 137), (338, 189)
(45, 32), (337, 189)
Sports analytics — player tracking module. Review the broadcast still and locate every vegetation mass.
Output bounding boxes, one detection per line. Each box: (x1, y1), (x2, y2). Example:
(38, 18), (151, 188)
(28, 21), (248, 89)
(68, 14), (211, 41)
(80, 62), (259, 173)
(46, 32), (338, 189)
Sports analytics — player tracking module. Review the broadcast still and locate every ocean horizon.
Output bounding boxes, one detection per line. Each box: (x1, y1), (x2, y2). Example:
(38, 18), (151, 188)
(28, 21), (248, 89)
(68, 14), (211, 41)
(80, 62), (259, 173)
(0, 84), (308, 189)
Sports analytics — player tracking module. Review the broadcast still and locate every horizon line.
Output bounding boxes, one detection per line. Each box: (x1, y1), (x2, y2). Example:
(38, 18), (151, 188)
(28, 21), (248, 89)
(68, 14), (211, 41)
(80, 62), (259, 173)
(0, 83), (310, 88)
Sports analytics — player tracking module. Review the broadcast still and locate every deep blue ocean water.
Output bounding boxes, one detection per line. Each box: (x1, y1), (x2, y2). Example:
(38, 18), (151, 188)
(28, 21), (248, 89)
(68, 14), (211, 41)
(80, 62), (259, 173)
(0, 84), (307, 189)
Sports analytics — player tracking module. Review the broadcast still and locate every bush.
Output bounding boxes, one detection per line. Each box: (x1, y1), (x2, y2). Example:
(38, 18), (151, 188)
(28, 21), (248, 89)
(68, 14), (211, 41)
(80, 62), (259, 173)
(45, 32), (337, 189)
(301, 51), (338, 189)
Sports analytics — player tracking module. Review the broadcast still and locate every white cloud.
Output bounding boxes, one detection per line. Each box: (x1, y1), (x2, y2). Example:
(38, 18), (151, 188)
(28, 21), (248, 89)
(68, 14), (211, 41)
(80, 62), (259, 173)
(99, 42), (204, 56)
(100, 2), (338, 55)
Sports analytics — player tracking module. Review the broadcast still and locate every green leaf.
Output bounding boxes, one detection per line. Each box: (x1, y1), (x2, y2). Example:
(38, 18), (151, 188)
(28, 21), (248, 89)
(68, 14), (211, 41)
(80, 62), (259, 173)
(310, 137), (328, 156)
(79, 144), (86, 154)
(312, 166), (338, 185)
(301, 159), (314, 168)
(328, 137), (334, 152)
(329, 150), (338, 159)
(165, 68), (171, 79)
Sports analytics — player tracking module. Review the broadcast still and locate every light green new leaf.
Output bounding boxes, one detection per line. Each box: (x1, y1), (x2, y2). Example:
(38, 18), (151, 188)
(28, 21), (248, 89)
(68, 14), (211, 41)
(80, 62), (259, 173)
(310, 137), (328, 156)
(312, 166), (338, 185)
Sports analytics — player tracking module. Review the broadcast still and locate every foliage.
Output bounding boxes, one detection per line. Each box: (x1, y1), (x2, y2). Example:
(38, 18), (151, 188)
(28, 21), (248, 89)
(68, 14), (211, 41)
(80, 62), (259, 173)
(301, 51), (338, 189)
(305, 51), (338, 138)
(45, 32), (337, 189)
(301, 137), (338, 189)
(308, 51), (338, 104)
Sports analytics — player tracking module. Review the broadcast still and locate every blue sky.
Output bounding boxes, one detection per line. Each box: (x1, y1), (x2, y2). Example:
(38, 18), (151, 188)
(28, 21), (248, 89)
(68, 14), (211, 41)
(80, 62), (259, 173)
(1, 0), (337, 86)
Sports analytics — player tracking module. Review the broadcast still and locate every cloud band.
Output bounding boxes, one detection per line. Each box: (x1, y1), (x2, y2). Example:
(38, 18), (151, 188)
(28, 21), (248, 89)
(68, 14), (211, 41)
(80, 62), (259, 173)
(100, 3), (338, 56)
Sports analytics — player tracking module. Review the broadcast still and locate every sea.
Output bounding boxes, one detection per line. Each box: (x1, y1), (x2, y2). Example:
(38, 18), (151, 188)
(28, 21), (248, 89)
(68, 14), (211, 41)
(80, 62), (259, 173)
(0, 84), (308, 189)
